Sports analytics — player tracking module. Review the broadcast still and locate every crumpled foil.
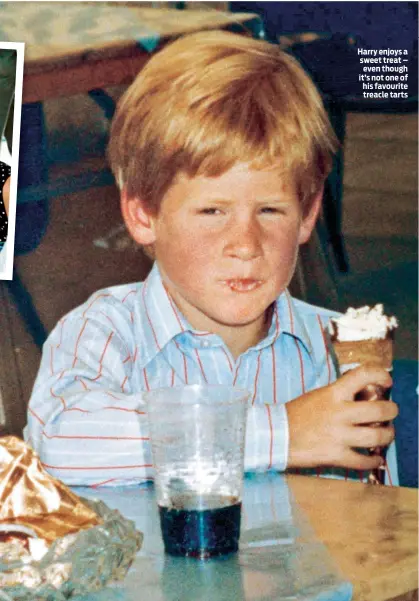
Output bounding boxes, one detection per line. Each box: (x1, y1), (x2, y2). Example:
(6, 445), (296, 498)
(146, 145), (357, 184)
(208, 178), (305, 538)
(0, 437), (143, 598)
(0, 436), (101, 542)
(0, 496), (143, 600)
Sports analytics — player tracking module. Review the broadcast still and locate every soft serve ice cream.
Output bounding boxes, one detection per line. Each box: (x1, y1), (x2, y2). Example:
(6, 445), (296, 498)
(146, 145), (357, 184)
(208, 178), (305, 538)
(329, 304), (398, 371)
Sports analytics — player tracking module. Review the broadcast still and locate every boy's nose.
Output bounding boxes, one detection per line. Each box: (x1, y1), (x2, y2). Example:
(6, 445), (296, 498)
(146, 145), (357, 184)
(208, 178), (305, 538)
(224, 218), (263, 261)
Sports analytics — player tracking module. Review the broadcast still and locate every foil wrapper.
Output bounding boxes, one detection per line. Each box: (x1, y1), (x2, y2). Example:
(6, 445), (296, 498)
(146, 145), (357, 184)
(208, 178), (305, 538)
(0, 437), (143, 598)
(0, 497), (143, 600)
(0, 436), (101, 542)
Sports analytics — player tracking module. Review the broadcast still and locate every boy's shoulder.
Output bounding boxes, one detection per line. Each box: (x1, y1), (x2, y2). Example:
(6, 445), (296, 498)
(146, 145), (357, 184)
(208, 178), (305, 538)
(61, 280), (144, 323)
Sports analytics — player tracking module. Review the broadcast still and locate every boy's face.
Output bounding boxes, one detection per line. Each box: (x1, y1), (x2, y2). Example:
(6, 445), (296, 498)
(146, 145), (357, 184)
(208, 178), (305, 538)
(124, 163), (320, 346)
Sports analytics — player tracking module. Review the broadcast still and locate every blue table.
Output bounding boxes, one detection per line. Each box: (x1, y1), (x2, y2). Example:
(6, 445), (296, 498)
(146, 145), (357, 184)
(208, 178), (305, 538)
(73, 473), (353, 601)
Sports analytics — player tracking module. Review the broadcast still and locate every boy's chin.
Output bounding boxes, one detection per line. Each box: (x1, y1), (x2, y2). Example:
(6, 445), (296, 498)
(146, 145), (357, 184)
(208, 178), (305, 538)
(208, 307), (271, 329)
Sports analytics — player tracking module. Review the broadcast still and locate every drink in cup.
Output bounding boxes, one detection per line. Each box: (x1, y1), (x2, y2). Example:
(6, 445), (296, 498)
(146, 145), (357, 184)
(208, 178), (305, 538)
(145, 385), (249, 558)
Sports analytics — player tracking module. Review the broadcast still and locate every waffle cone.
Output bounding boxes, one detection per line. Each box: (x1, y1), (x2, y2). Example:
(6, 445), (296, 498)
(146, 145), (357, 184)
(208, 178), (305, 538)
(332, 337), (393, 370)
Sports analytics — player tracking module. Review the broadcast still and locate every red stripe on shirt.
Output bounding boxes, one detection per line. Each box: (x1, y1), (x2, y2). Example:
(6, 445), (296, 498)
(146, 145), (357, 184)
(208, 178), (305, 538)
(171, 368), (176, 387)
(91, 478), (119, 488)
(72, 319), (88, 368)
(252, 351), (262, 405)
(142, 280), (161, 350)
(271, 345), (277, 404)
(385, 462), (393, 486)
(222, 347), (233, 373)
(75, 376), (89, 391)
(295, 339), (306, 395)
(102, 406), (146, 415)
(50, 387), (67, 410)
(166, 287), (205, 381)
(286, 292), (305, 393)
(91, 369), (102, 382)
(233, 357), (242, 386)
(122, 289), (136, 303)
(82, 294), (112, 318)
(317, 315), (332, 384)
(41, 462), (153, 471)
(57, 318), (66, 349)
(28, 406), (45, 426)
(285, 291), (295, 334)
(143, 368), (150, 391)
(91, 477), (153, 488)
(50, 345), (54, 375)
(167, 292), (185, 331)
(194, 349), (208, 382)
(174, 339), (188, 384)
(90, 331), (114, 382)
(121, 375), (128, 392)
(266, 404), (273, 469)
(100, 311), (118, 331)
(42, 432), (149, 441)
(271, 306), (280, 404)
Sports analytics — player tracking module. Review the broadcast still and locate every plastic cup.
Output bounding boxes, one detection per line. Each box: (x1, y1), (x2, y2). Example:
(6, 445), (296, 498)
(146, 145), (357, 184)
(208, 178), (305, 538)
(144, 385), (249, 559)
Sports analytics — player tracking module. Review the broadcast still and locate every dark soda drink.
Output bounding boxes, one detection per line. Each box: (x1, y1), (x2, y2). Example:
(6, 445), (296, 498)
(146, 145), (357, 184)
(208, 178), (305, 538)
(159, 494), (241, 559)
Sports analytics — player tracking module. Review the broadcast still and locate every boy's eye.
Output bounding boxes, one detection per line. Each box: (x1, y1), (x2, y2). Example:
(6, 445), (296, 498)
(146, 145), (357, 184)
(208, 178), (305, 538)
(198, 208), (222, 215)
(260, 206), (280, 214)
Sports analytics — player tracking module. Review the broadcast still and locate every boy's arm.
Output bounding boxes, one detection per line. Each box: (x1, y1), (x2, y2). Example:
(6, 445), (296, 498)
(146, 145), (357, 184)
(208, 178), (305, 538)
(244, 366), (398, 473)
(25, 311), (152, 487)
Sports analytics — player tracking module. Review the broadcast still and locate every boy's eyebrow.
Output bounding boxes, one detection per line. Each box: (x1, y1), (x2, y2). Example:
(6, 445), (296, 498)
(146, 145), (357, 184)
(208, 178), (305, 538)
(193, 195), (294, 204)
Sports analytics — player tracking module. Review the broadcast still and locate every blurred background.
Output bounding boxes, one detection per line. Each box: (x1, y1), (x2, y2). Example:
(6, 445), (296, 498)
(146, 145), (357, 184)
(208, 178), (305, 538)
(0, 1), (417, 438)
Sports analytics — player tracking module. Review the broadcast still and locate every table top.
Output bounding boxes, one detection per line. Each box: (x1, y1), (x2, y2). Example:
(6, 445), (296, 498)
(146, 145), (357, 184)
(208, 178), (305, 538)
(0, 4), (261, 72)
(287, 475), (418, 601)
(74, 473), (417, 601)
(0, 4), (262, 102)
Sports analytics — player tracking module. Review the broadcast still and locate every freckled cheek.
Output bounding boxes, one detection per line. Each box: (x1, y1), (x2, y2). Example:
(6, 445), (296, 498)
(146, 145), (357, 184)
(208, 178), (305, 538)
(156, 230), (217, 285)
(265, 229), (300, 260)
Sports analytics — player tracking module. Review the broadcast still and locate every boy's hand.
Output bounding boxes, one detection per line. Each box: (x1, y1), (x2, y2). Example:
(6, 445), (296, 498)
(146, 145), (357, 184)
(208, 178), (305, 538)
(286, 366), (397, 470)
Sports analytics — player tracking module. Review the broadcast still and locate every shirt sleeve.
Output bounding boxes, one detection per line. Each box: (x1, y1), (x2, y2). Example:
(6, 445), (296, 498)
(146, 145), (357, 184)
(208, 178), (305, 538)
(25, 307), (153, 487)
(244, 403), (289, 473)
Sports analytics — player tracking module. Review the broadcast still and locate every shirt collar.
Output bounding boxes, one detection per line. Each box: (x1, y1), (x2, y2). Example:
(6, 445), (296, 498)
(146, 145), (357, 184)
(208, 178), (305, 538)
(135, 264), (313, 368)
(274, 289), (314, 355)
(135, 263), (190, 368)
(251, 290), (313, 356)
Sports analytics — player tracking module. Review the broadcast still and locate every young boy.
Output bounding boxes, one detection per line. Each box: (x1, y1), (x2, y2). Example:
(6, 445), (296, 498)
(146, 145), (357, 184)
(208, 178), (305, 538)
(25, 31), (397, 487)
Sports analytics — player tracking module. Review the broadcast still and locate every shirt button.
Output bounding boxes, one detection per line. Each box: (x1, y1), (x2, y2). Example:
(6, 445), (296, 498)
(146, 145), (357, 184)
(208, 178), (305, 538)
(202, 340), (210, 348)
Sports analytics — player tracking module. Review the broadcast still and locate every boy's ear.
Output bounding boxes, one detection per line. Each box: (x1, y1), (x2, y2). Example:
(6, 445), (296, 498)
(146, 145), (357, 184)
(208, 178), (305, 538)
(298, 186), (323, 245)
(120, 188), (156, 246)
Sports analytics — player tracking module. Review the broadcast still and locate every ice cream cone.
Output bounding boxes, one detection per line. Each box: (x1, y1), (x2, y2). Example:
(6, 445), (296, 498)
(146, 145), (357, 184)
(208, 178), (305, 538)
(329, 305), (398, 485)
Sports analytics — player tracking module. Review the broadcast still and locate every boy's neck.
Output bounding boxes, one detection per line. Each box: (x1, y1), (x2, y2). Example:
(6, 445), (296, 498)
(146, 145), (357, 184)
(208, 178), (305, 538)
(220, 307), (273, 360)
(163, 283), (273, 360)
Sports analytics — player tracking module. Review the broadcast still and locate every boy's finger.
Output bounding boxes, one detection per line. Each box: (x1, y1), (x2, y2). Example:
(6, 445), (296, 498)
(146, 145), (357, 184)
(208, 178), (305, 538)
(341, 449), (387, 471)
(342, 424), (395, 449)
(335, 365), (393, 399)
(344, 399), (399, 424)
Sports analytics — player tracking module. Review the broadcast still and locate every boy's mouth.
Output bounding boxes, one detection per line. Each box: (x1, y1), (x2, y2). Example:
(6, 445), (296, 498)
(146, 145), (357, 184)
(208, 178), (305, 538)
(223, 279), (263, 292)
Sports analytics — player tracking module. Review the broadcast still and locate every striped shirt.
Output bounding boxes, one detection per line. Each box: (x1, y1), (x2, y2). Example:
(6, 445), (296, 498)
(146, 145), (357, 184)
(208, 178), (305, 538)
(24, 262), (398, 487)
